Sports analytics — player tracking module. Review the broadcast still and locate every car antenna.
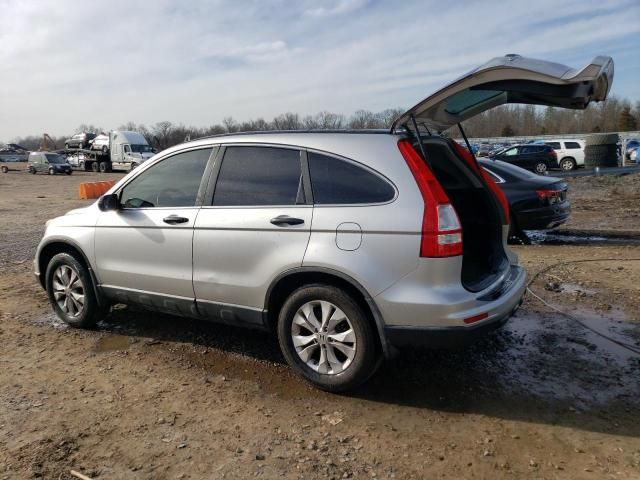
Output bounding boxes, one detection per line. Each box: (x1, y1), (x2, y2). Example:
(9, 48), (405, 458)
(457, 123), (482, 164)
(408, 114), (433, 170)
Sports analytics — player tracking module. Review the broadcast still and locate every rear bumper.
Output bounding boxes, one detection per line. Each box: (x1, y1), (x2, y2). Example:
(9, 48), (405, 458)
(384, 295), (522, 348)
(376, 261), (527, 349)
(516, 202), (570, 230)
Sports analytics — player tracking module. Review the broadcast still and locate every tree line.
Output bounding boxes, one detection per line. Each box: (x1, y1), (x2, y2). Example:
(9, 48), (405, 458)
(9, 97), (639, 151)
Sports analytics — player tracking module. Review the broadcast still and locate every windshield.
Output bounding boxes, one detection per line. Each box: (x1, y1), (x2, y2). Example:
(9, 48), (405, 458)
(45, 154), (67, 164)
(131, 144), (153, 153)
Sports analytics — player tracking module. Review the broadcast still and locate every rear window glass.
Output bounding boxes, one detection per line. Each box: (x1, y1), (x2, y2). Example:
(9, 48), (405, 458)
(546, 142), (561, 149)
(481, 159), (537, 180)
(444, 89), (504, 115)
(213, 147), (303, 206)
(308, 152), (395, 204)
(565, 142), (582, 149)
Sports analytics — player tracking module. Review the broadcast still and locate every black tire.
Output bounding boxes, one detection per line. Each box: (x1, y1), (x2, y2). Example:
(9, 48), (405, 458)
(99, 161), (111, 173)
(91, 161), (99, 172)
(102, 145), (108, 154)
(585, 133), (619, 146)
(277, 284), (378, 392)
(534, 162), (547, 175)
(66, 170), (72, 175)
(45, 252), (106, 328)
(65, 143), (69, 149)
(130, 162), (139, 171)
(48, 167), (55, 175)
(29, 166), (36, 174)
(1, 166), (8, 173)
(559, 157), (576, 171)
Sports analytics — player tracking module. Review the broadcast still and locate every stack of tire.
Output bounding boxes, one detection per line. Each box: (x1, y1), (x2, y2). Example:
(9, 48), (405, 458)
(584, 133), (619, 168)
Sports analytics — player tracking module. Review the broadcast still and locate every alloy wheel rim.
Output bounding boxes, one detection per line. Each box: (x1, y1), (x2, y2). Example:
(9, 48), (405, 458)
(291, 300), (356, 375)
(536, 163), (547, 173)
(561, 160), (573, 171)
(52, 265), (85, 317)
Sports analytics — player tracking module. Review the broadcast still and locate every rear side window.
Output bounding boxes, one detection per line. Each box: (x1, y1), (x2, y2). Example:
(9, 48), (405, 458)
(120, 148), (211, 208)
(565, 142), (582, 149)
(546, 142), (561, 149)
(308, 152), (395, 204)
(213, 146), (303, 206)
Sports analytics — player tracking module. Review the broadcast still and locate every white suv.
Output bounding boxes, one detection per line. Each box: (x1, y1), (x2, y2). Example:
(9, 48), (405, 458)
(33, 54), (613, 391)
(544, 139), (585, 171)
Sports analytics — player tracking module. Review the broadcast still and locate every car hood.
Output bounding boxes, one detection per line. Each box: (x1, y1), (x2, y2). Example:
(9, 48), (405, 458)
(392, 54), (613, 132)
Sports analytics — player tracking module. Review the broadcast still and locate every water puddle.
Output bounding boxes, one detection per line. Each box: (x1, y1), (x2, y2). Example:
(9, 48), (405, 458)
(94, 334), (132, 352)
(527, 230), (640, 246)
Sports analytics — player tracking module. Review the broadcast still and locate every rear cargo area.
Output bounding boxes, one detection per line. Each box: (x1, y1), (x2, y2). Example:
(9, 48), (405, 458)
(421, 137), (509, 292)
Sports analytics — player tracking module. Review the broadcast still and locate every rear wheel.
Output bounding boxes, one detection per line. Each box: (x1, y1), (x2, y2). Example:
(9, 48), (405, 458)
(91, 161), (99, 172)
(1, 166), (8, 173)
(66, 170), (72, 175)
(29, 166), (36, 174)
(45, 253), (106, 328)
(559, 157), (576, 171)
(534, 162), (547, 174)
(65, 143), (69, 149)
(99, 161), (111, 173)
(101, 145), (108, 154)
(277, 284), (378, 392)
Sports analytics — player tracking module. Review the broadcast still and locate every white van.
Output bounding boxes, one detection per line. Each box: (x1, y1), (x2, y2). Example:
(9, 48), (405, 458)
(544, 139), (585, 171)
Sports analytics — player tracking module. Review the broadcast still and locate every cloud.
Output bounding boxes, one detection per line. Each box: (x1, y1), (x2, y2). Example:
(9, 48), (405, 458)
(304, 0), (369, 17)
(0, 0), (638, 139)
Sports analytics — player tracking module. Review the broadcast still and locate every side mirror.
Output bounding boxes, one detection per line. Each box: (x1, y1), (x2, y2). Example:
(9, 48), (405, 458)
(98, 193), (120, 212)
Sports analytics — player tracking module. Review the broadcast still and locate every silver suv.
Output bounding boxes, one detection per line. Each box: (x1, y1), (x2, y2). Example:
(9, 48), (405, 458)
(34, 54), (613, 391)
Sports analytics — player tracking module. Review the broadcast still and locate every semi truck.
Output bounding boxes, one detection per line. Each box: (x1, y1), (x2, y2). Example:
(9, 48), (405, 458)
(65, 130), (155, 172)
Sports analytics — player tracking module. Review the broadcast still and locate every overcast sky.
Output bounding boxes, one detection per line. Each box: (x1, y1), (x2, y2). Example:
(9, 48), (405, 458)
(1, 0), (639, 140)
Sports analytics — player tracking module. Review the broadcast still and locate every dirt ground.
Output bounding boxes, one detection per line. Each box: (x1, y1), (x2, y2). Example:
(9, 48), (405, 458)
(1, 168), (639, 479)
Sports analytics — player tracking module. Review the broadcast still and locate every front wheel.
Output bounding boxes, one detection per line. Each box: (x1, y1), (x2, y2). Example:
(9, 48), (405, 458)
(534, 162), (548, 174)
(48, 167), (55, 175)
(277, 284), (378, 392)
(559, 158), (576, 171)
(101, 145), (108, 154)
(45, 253), (106, 328)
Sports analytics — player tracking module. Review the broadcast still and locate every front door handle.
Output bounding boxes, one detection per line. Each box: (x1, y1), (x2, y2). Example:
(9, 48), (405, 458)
(163, 215), (189, 225)
(270, 215), (304, 226)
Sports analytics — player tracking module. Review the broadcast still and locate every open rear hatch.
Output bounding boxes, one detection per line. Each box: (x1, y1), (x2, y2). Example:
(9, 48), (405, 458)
(395, 54), (613, 292)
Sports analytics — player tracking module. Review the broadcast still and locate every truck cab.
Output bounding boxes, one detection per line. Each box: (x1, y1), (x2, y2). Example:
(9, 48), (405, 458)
(109, 131), (155, 170)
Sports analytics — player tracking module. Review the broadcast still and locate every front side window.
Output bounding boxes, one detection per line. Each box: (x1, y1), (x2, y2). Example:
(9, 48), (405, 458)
(502, 147), (518, 156)
(120, 148), (211, 208)
(308, 152), (395, 204)
(45, 154), (66, 164)
(213, 146), (303, 206)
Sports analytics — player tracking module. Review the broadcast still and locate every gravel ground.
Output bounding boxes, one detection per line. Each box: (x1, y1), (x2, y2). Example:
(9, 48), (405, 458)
(1, 168), (639, 479)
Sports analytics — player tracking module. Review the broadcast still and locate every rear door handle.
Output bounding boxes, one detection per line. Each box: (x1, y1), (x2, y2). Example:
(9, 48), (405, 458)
(270, 215), (304, 226)
(163, 215), (189, 225)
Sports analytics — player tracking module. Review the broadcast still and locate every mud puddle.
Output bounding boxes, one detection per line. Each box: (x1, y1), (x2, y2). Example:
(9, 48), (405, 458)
(527, 229), (640, 246)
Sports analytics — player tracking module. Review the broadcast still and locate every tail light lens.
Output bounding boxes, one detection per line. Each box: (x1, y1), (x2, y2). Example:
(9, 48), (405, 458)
(451, 141), (510, 224)
(398, 140), (463, 257)
(548, 149), (557, 159)
(536, 188), (563, 205)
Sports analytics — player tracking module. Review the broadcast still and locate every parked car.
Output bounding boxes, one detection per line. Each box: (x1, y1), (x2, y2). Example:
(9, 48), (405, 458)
(489, 144), (556, 174)
(477, 144), (492, 157)
(34, 53), (613, 391)
(65, 132), (97, 150)
(630, 146), (639, 164)
(28, 152), (72, 175)
(543, 139), (585, 171)
(480, 159), (570, 240)
(89, 134), (110, 153)
(624, 139), (639, 160)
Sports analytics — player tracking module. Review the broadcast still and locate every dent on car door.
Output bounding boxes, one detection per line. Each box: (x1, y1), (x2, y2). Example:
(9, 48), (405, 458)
(193, 145), (312, 326)
(94, 147), (213, 315)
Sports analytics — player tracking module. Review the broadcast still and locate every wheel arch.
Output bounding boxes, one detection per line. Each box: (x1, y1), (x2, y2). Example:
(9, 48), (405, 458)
(37, 239), (106, 307)
(265, 267), (392, 357)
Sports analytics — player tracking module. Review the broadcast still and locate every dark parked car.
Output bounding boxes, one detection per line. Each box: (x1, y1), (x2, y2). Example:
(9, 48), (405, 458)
(479, 159), (569, 240)
(28, 152), (72, 175)
(489, 144), (557, 174)
(65, 132), (96, 150)
(624, 139), (639, 160)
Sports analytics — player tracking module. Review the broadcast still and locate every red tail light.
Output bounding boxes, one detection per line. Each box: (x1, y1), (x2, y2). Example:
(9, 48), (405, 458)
(548, 149), (557, 159)
(536, 188), (562, 205)
(398, 139), (463, 257)
(451, 142), (510, 224)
